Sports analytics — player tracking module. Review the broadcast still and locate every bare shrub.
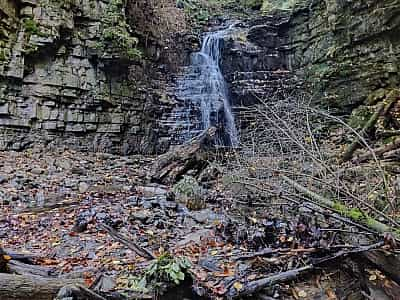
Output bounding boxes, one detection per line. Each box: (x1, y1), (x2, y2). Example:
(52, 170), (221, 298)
(219, 90), (400, 230)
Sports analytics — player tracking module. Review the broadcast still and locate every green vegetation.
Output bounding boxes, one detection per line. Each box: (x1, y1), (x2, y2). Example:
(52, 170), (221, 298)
(126, 253), (191, 294)
(98, 0), (141, 60)
(23, 18), (40, 35)
(22, 18), (49, 38)
(261, 0), (301, 12)
(178, 0), (265, 27)
(348, 106), (373, 130)
(0, 49), (6, 61)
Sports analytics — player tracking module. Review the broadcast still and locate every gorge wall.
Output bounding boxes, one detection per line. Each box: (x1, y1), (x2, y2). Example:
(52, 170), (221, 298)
(0, 0), (189, 154)
(217, 0), (399, 135)
(285, 0), (400, 112)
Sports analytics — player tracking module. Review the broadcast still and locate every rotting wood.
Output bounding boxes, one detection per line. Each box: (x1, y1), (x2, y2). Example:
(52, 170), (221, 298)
(353, 137), (400, 163)
(343, 91), (398, 162)
(149, 127), (216, 184)
(0, 273), (84, 300)
(363, 250), (400, 285)
(281, 175), (400, 240)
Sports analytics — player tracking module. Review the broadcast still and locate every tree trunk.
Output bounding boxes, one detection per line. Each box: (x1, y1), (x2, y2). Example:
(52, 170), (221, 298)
(0, 273), (83, 300)
(149, 127), (216, 184)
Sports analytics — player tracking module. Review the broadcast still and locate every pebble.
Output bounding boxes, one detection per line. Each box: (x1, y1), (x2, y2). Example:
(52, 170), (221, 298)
(79, 182), (90, 193)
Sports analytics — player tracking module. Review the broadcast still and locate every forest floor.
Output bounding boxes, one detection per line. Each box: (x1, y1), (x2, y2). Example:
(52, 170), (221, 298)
(1, 146), (400, 299)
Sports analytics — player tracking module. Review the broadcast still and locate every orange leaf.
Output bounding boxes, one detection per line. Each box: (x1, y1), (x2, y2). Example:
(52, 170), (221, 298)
(3, 255), (11, 261)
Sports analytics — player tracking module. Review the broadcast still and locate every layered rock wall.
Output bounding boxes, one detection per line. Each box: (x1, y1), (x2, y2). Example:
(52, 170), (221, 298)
(284, 0), (400, 111)
(0, 0), (187, 154)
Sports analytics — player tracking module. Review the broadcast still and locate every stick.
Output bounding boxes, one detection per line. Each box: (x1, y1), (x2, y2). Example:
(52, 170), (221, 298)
(353, 137), (400, 163)
(7, 260), (55, 278)
(343, 96), (396, 162)
(227, 266), (313, 298)
(99, 223), (155, 259)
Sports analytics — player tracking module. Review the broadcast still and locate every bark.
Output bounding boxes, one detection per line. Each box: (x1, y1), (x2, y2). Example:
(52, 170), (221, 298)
(7, 260), (55, 277)
(0, 273), (83, 300)
(149, 127), (216, 184)
(363, 250), (400, 285)
(342, 98), (396, 162)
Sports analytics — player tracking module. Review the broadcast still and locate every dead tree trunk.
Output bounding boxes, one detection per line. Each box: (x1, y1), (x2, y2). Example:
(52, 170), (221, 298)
(0, 273), (83, 300)
(149, 127), (216, 184)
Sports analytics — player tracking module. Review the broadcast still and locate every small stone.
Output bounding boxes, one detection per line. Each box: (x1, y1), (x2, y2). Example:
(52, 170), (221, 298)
(130, 210), (150, 223)
(142, 201), (152, 209)
(31, 168), (44, 175)
(78, 182), (89, 193)
(0, 176), (7, 184)
(191, 209), (211, 223)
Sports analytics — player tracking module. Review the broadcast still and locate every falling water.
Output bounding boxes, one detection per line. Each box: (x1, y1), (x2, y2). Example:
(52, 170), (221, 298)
(173, 26), (239, 147)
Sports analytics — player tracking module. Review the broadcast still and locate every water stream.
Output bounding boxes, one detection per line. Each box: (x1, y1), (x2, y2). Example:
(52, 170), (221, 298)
(173, 26), (239, 146)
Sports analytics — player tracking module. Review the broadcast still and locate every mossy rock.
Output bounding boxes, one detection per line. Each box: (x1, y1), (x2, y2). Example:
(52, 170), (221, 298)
(348, 105), (373, 130)
(261, 0), (300, 12)
(172, 176), (206, 210)
(0, 49), (6, 61)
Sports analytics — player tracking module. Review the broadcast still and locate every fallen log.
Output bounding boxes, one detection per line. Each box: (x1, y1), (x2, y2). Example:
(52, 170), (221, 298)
(100, 223), (155, 259)
(281, 175), (400, 240)
(353, 137), (400, 163)
(0, 273), (84, 300)
(342, 95), (396, 162)
(4, 249), (40, 263)
(7, 259), (55, 277)
(149, 127), (216, 184)
(363, 250), (400, 285)
(227, 266), (313, 298)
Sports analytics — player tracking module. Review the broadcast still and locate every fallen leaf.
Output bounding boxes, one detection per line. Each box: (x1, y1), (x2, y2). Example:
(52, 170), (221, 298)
(233, 282), (243, 291)
(298, 290), (307, 298)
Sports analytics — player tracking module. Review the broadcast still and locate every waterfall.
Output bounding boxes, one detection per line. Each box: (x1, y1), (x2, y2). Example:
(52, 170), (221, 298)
(173, 27), (239, 147)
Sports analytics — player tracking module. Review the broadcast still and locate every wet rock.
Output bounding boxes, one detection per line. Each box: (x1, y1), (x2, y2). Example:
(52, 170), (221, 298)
(71, 167), (86, 175)
(136, 185), (168, 197)
(55, 160), (72, 170)
(30, 168), (45, 175)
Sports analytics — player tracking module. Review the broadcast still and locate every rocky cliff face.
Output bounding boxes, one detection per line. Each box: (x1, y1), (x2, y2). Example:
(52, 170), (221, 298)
(0, 0), (188, 154)
(1, 0), (398, 153)
(285, 0), (400, 111)
(216, 0), (399, 134)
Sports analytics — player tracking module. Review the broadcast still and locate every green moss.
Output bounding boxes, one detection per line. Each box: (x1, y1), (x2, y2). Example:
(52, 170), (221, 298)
(0, 49), (6, 61)
(23, 19), (40, 35)
(261, 0), (300, 12)
(348, 106), (373, 130)
(97, 0), (141, 60)
(333, 201), (364, 221)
